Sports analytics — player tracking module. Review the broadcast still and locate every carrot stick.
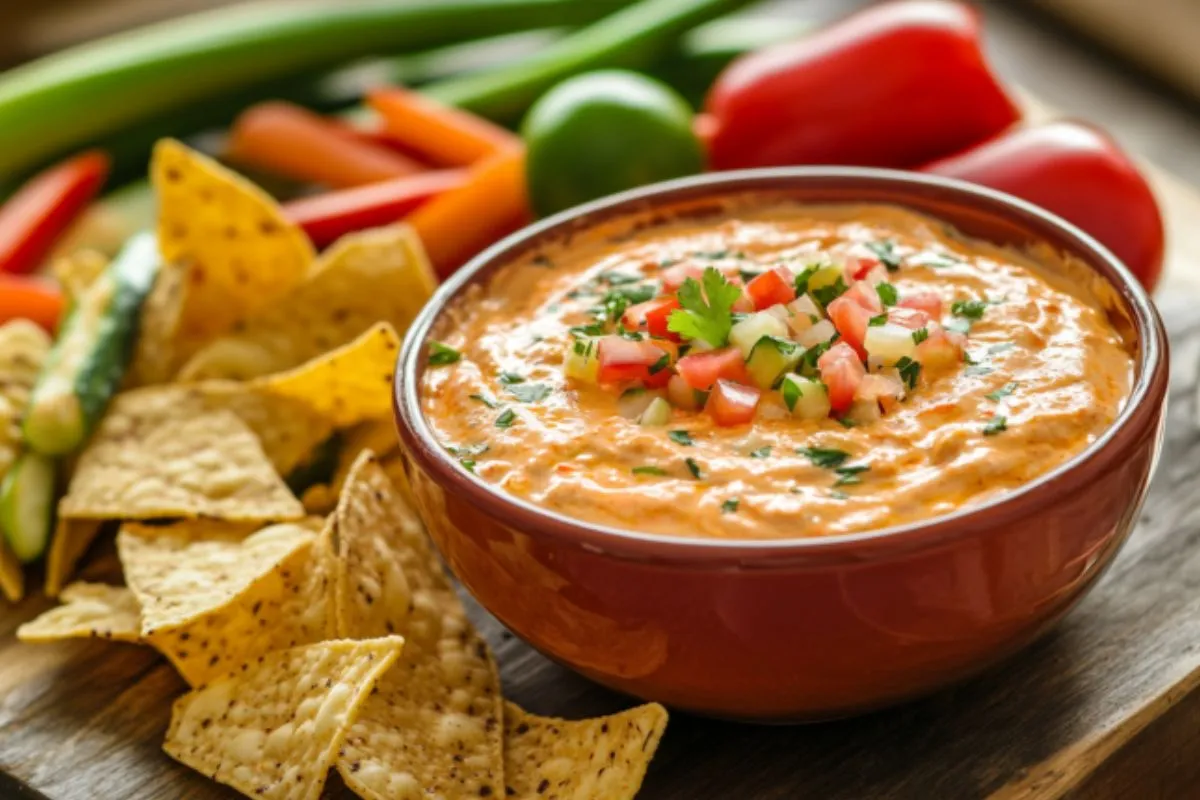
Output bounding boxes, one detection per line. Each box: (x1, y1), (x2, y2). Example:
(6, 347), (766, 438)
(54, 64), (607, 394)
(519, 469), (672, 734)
(227, 101), (425, 188)
(283, 169), (467, 248)
(406, 149), (529, 278)
(0, 275), (65, 331)
(368, 86), (520, 168)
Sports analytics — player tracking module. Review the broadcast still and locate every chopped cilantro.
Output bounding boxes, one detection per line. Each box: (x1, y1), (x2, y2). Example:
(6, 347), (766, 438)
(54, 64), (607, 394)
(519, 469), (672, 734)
(495, 409), (517, 428)
(793, 265), (819, 296)
(460, 460), (477, 472)
(811, 276), (848, 308)
(616, 326), (644, 341)
(596, 284), (656, 323)
(986, 382), (1018, 401)
(667, 430), (694, 446)
(868, 313), (888, 327)
(469, 393), (500, 409)
(833, 465), (869, 487)
(499, 372), (525, 385)
(895, 356), (921, 390)
(951, 300), (988, 320)
(447, 443), (489, 458)
(569, 322), (606, 338)
(749, 446), (772, 459)
(601, 270), (640, 285)
(798, 447), (850, 469)
(983, 415), (1008, 435)
(721, 498), (740, 514)
(507, 383), (551, 403)
(798, 340), (833, 377)
(781, 379), (800, 412)
(912, 327), (930, 345)
(667, 267), (742, 347)
(685, 457), (703, 479)
(532, 254), (555, 268)
(965, 364), (994, 377)
(632, 465), (667, 476)
(836, 417), (857, 428)
(648, 354), (670, 374)
(866, 240), (901, 271)
(572, 339), (596, 358)
(876, 282), (898, 306)
(428, 341), (461, 366)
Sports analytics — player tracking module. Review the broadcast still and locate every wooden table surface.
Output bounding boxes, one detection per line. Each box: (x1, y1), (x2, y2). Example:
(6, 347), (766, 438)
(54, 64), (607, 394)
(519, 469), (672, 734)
(4, 3), (1200, 799)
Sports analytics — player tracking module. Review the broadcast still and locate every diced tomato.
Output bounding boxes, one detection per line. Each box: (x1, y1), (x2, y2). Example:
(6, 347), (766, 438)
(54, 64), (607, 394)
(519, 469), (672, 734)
(745, 267), (796, 310)
(622, 296), (681, 340)
(817, 342), (866, 413)
(826, 296), (873, 359)
(706, 379), (761, 426)
(898, 292), (942, 320)
(597, 337), (672, 385)
(842, 280), (883, 313)
(887, 306), (932, 330)
(846, 255), (881, 282)
(661, 261), (740, 294)
(914, 329), (966, 370)
(675, 347), (750, 391)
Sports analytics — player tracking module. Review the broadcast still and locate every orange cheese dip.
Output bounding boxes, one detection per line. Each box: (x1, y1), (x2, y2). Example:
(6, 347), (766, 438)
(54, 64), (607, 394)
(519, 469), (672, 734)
(421, 202), (1133, 540)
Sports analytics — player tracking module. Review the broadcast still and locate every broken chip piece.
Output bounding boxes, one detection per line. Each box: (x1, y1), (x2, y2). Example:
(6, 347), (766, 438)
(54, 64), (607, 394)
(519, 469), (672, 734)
(17, 582), (142, 643)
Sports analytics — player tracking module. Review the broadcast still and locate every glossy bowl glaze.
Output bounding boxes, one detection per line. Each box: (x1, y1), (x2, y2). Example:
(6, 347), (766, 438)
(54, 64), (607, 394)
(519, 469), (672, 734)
(394, 168), (1168, 720)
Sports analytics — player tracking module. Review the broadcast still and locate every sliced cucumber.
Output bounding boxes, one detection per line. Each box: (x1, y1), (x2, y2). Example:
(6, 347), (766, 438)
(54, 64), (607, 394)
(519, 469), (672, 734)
(563, 336), (600, 383)
(729, 311), (787, 358)
(24, 232), (159, 456)
(780, 374), (831, 420)
(638, 397), (672, 426)
(0, 451), (56, 563)
(745, 336), (801, 390)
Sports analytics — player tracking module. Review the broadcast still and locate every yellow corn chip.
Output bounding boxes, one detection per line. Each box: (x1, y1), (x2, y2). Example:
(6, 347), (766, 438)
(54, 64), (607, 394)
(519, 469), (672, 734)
(300, 420), (402, 516)
(59, 404), (303, 523)
(0, 319), (51, 478)
(44, 517), (105, 597)
(17, 582), (142, 643)
(153, 138), (314, 352)
(252, 323), (400, 428)
(334, 453), (504, 799)
(125, 261), (189, 387)
(164, 637), (403, 800)
(179, 225), (434, 382)
(503, 702), (669, 800)
(51, 248), (109, 302)
(119, 519), (330, 685)
(0, 535), (21, 603)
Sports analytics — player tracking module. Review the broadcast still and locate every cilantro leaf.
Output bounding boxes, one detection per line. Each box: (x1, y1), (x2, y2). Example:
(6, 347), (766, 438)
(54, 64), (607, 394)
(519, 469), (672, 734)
(833, 465), (870, 486)
(469, 393), (499, 409)
(912, 328), (929, 345)
(797, 447), (850, 469)
(685, 457), (704, 479)
(811, 276), (848, 308)
(749, 446), (772, 459)
(876, 282), (898, 306)
(495, 409), (517, 428)
(951, 300), (988, 320)
(868, 313), (888, 327)
(895, 356), (921, 391)
(667, 267), (742, 347)
(507, 383), (551, 403)
(499, 372), (525, 385)
(632, 465), (667, 476)
(428, 341), (461, 366)
(721, 498), (740, 514)
(866, 240), (901, 271)
(983, 415), (1008, 435)
(668, 430), (694, 446)
(793, 265), (819, 296)
(986, 382), (1018, 402)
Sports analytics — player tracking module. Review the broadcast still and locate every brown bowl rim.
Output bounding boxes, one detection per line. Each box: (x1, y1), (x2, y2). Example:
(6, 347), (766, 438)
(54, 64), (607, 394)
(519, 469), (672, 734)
(394, 167), (1168, 568)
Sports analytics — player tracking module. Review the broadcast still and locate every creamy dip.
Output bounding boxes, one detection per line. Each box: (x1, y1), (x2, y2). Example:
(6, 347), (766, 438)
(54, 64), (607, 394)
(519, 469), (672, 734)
(421, 201), (1133, 540)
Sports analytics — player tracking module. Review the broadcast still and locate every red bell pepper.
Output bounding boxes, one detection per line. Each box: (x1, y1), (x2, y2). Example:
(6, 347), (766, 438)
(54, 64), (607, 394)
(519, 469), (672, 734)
(922, 120), (1165, 291)
(704, 0), (1020, 171)
(0, 150), (109, 276)
(0, 275), (65, 332)
(283, 170), (467, 248)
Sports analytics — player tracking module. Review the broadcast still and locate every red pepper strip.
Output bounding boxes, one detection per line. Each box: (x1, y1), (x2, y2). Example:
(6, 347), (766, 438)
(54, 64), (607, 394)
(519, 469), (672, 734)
(0, 275), (65, 332)
(227, 101), (426, 189)
(704, 0), (1020, 170)
(283, 170), (467, 249)
(0, 150), (109, 276)
(922, 120), (1165, 292)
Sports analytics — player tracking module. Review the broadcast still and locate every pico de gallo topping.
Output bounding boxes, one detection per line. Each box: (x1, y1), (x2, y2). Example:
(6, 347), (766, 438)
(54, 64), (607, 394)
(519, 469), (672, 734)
(562, 247), (969, 427)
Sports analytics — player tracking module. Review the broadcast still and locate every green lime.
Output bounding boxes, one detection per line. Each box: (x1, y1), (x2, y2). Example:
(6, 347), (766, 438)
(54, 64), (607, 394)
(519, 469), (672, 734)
(522, 70), (705, 217)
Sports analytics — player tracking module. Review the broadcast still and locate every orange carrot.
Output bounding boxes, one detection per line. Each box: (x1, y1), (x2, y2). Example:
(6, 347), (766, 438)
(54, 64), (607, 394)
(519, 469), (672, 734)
(368, 86), (520, 168)
(227, 101), (425, 188)
(406, 150), (530, 278)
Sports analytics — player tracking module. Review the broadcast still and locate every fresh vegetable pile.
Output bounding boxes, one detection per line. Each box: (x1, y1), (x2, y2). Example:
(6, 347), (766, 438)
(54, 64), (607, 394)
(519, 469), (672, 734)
(0, 0), (1167, 600)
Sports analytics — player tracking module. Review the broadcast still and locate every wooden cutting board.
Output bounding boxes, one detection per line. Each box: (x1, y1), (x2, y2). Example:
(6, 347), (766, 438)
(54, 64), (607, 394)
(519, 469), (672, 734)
(3, 166), (1200, 800)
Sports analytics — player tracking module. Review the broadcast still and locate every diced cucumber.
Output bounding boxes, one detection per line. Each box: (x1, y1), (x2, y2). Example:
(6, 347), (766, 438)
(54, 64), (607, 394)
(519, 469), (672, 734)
(0, 451), (56, 563)
(864, 322), (918, 365)
(24, 232), (160, 456)
(797, 319), (837, 349)
(806, 264), (844, 293)
(617, 388), (664, 420)
(779, 374), (831, 420)
(746, 336), (801, 390)
(638, 397), (672, 426)
(729, 311), (787, 358)
(563, 337), (600, 383)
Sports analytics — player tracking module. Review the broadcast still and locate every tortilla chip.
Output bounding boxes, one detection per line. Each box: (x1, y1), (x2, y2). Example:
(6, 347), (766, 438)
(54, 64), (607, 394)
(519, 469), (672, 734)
(300, 420), (401, 516)
(0, 536), (22, 603)
(334, 453), (504, 799)
(252, 323), (399, 428)
(178, 225), (435, 382)
(503, 702), (669, 800)
(44, 517), (106, 597)
(51, 249), (109, 302)
(164, 636), (403, 800)
(152, 138), (314, 352)
(125, 261), (189, 386)
(17, 582), (142, 643)
(119, 519), (330, 685)
(59, 402), (303, 523)
(0, 319), (52, 478)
